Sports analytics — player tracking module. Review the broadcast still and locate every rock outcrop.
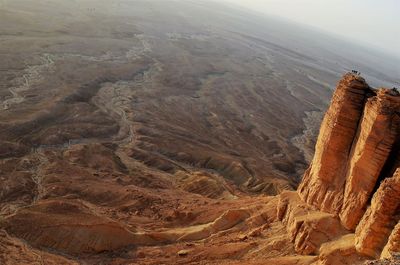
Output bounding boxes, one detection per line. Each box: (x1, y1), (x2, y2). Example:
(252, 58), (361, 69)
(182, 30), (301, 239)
(355, 169), (400, 258)
(277, 191), (348, 255)
(381, 222), (400, 259)
(298, 73), (370, 214)
(0, 229), (79, 265)
(1, 200), (147, 255)
(283, 73), (400, 264)
(341, 90), (400, 230)
(1, 72), (399, 265)
(317, 234), (367, 265)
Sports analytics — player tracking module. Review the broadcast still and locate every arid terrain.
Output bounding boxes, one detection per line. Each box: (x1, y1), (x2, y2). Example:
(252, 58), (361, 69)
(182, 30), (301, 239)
(0, 1), (399, 264)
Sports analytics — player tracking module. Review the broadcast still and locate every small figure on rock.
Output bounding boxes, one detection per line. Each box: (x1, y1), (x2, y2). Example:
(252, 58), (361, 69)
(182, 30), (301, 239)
(351, 70), (361, 75)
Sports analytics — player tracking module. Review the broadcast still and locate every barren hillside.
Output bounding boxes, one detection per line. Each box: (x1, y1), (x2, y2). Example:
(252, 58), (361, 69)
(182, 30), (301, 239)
(1, 1), (399, 264)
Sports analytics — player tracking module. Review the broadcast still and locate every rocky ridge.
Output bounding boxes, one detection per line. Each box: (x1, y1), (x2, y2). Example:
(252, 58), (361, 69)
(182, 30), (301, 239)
(1, 73), (399, 265)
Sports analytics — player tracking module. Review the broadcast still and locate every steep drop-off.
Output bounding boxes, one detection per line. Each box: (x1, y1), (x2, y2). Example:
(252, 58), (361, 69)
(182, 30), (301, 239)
(283, 73), (400, 264)
(1, 73), (399, 265)
(298, 73), (371, 214)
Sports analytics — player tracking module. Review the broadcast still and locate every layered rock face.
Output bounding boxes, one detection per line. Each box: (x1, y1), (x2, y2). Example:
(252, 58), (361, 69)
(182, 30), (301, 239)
(341, 90), (400, 230)
(1, 200), (146, 255)
(381, 222), (400, 259)
(355, 169), (400, 258)
(277, 191), (348, 255)
(298, 73), (370, 214)
(1, 71), (398, 265)
(286, 73), (400, 263)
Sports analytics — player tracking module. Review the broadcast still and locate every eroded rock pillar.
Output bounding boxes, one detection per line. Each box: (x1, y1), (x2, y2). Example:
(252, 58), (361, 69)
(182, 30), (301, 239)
(298, 73), (370, 214)
(340, 90), (400, 230)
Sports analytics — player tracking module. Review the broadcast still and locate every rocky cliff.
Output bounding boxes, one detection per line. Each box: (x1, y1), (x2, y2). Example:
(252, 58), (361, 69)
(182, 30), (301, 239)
(282, 73), (400, 264)
(1, 73), (399, 265)
(298, 74), (371, 215)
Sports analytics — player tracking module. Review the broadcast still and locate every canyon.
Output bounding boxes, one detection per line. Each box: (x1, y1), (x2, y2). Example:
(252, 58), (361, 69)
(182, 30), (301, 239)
(1, 1), (400, 264)
(1, 73), (399, 265)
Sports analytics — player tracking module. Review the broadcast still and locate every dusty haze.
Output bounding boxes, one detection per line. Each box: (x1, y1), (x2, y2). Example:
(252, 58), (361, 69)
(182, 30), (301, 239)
(223, 0), (400, 61)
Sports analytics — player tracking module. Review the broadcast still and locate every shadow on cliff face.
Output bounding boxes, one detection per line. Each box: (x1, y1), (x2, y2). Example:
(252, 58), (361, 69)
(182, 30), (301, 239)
(371, 138), (400, 201)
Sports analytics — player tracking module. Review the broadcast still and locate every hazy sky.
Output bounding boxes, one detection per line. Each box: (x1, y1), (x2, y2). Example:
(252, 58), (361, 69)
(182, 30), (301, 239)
(223, 0), (400, 58)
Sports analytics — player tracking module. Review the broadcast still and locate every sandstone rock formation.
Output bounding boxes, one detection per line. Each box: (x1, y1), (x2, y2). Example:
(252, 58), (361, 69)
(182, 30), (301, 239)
(277, 191), (347, 255)
(298, 73), (371, 214)
(1, 200), (146, 255)
(317, 234), (367, 265)
(381, 222), (400, 259)
(2, 0), (400, 263)
(341, 90), (400, 230)
(291, 73), (400, 264)
(1, 71), (399, 265)
(0, 229), (79, 265)
(355, 169), (400, 258)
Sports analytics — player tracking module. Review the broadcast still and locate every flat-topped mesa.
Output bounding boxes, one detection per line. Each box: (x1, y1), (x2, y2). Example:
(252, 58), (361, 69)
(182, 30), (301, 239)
(340, 89), (400, 230)
(298, 73), (371, 214)
(355, 169), (400, 258)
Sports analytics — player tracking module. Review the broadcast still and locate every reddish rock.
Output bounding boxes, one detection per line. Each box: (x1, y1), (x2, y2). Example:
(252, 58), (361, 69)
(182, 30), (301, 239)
(340, 89), (400, 230)
(1, 200), (147, 255)
(1, 71), (399, 265)
(381, 222), (400, 259)
(296, 75), (400, 261)
(0, 229), (78, 265)
(278, 191), (348, 255)
(355, 169), (400, 258)
(298, 73), (370, 214)
(316, 234), (368, 265)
